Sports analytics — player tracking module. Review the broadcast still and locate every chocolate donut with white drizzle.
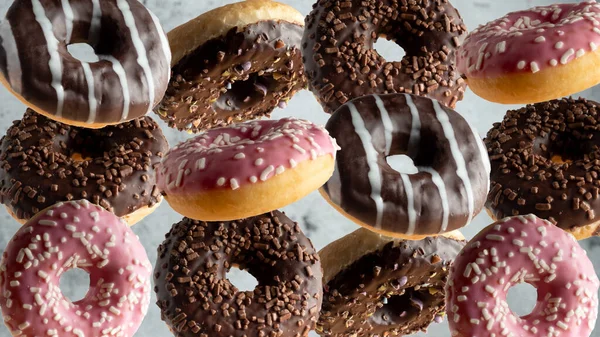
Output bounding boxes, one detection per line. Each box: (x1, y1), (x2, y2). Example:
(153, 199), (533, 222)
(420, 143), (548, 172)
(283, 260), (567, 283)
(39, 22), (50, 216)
(321, 93), (490, 239)
(0, 0), (171, 128)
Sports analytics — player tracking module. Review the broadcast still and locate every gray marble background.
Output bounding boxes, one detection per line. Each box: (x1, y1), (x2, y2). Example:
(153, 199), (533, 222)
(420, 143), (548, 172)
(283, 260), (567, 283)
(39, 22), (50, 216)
(0, 0), (599, 336)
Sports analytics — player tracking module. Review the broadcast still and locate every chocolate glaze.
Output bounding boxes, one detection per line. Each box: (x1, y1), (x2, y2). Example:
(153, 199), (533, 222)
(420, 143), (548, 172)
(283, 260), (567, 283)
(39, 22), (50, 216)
(154, 211), (322, 337)
(156, 20), (306, 133)
(323, 94), (489, 236)
(0, 0), (171, 125)
(302, 0), (468, 113)
(0, 109), (168, 221)
(486, 98), (600, 235)
(318, 234), (465, 337)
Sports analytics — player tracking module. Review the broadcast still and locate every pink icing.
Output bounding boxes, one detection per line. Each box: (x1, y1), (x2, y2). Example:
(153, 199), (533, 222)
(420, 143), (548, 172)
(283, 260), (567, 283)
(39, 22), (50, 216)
(156, 117), (338, 194)
(446, 214), (599, 337)
(0, 200), (152, 337)
(458, 1), (600, 77)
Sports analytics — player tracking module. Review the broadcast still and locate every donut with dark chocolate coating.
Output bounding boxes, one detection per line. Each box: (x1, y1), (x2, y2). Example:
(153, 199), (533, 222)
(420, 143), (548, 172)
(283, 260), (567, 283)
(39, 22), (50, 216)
(155, 0), (307, 133)
(0, 109), (168, 225)
(0, 0), (171, 128)
(154, 211), (322, 337)
(486, 97), (600, 240)
(321, 93), (490, 239)
(302, 0), (468, 113)
(317, 228), (465, 337)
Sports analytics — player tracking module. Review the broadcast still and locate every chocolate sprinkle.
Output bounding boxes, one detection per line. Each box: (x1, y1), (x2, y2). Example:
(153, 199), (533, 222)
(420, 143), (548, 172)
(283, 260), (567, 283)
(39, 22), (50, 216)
(485, 97), (600, 237)
(302, 0), (468, 113)
(0, 109), (168, 221)
(154, 211), (322, 337)
(156, 21), (306, 133)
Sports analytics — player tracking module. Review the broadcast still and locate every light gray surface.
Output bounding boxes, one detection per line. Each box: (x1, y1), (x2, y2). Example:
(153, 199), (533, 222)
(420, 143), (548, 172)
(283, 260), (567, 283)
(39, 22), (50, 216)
(0, 0), (598, 336)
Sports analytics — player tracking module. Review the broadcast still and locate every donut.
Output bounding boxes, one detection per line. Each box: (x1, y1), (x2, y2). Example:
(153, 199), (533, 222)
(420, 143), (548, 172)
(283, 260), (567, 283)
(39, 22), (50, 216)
(301, 0), (468, 114)
(156, 117), (337, 221)
(154, 211), (323, 337)
(446, 214), (599, 337)
(0, 0), (171, 128)
(317, 228), (465, 337)
(0, 109), (168, 225)
(155, 0), (306, 133)
(321, 93), (490, 239)
(457, 2), (600, 104)
(484, 97), (600, 240)
(0, 199), (153, 337)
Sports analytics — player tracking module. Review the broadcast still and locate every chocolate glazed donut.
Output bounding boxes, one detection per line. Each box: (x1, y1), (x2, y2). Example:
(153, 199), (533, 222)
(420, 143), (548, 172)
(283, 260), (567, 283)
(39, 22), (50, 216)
(0, 109), (168, 225)
(0, 0), (171, 127)
(321, 94), (490, 238)
(302, 0), (468, 113)
(486, 98), (600, 240)
(156, 1), (307, 133)
(154, 211), (322, 337)
(317, 228), (465, 337)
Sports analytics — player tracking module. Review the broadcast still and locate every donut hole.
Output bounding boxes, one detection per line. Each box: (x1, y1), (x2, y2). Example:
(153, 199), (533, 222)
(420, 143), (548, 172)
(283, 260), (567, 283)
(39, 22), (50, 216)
(373, 37), (406, 63)
(70, 152), (93, 162)
(67, 43), (100, 63)
(371, 280), (441, 325)
(386, 154), (419, 174)
(226, 266), (259, 292)
(59, 268), (90, 302)
(506, 282), (538, 317)
(213, 73), (276, 114)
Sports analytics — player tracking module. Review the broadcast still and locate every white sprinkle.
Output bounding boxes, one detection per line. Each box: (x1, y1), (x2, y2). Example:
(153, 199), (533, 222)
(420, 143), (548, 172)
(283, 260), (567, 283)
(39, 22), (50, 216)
(550, 59), (558, 66)
(292, 144), (306, 154)
(255, 158), (264, 166)
(38, 220), (57, 227)
(216, 177), (226, 186)
(486, 234), (504, 241)
(275, 166), (285, 175)
(260, 166), (275, 181)
(517, 60), (526, 69)
(576, 49), (586, 58)
(230, 178), (240, 190)
(534, 36), (546, 43)
(249, 176), (258, 183)
(555, 41), (564, 49)
(512, 239), (524, 247)
(530, 61), (540, 73)
(561, 48), (575, 64)
(196, 158), (206, 170)
(234, 153), (245, 160)
(496, 41), (506, 53)
(591, 42), (598, 51)
(289, 159), (297, 168)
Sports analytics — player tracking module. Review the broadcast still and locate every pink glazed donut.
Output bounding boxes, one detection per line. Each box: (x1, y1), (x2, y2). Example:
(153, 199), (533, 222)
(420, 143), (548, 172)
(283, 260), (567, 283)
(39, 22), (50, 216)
(446, 214), (599, 337)
(156, 117), (337, 221)
(458, 1), (600, 104)
(0, 200), (152, 337)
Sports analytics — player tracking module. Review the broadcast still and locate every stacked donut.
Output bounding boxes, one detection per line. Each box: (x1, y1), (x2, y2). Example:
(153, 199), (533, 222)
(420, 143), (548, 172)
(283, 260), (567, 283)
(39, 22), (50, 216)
(0, 0), (173, 336)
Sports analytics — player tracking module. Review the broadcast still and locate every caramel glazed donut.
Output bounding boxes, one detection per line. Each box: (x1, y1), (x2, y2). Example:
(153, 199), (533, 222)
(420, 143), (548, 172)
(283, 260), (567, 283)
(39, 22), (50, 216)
(317, 228), (465, 337)
(154, 211), (323, 337)
(155, 0), (307, 133)
(321, 94), (490, 239)
(0, 109), (168, 225)
(0, 0), (171, 128)
(302, 0), (468, 114)
(486, 97), (600, 240)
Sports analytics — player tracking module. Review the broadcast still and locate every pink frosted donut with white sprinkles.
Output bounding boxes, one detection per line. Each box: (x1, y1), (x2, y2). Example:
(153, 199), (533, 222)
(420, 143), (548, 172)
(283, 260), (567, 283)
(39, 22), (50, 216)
(0, 200), (152, 337)
(446, 214), (599, 337)
(156, 117), (338, 221)
(458, 1), (600, 104)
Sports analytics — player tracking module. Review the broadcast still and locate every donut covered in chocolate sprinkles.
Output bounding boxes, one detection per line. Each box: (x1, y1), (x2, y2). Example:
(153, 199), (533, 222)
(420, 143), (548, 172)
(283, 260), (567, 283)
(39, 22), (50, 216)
(0, 109), (168, 225)
(321, 93), (490, 239)
(302, 0), (468, 114)
(154, 211), (322, 337)
(486, 97), (600, 240)
(317, 228), (465, 337)
(155, 0), (307, 133)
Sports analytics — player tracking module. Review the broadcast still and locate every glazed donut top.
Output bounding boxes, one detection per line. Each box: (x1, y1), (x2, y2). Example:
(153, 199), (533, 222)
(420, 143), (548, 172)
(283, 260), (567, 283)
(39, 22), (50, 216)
(157, 117), (337, 194)
(0, 0), (171, 125)
(458, 1), (600, 77)
(486, 98), (600, 235)
(154, 211), (323, 337)
(302, 0), (468, 112)
(323, 94), (490, 236)
(0, 109), (167, 221)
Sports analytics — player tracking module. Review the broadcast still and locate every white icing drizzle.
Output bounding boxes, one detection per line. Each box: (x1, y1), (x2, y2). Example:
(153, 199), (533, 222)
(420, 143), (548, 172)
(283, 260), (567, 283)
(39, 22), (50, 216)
(117, 0), (154, 112)
(31, 0), (65, 117)
(432, 100), (475, 226)
(466, 120), (491, 193)
(146, 9), (171, 65)
(400, 173), (417, 235)
(404, 94), (421, 156)
(0, 20), (22, 94)
(419, 167), (450, 233)
(61, 0), (74, 42)
(348, 102), (384, 228)
(89, 0), (102, 44)
(81, 63), (97, 123)
(373, 95), (394, 155)
(327, 160), (343, 205)
(100, 55), (130, 121)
